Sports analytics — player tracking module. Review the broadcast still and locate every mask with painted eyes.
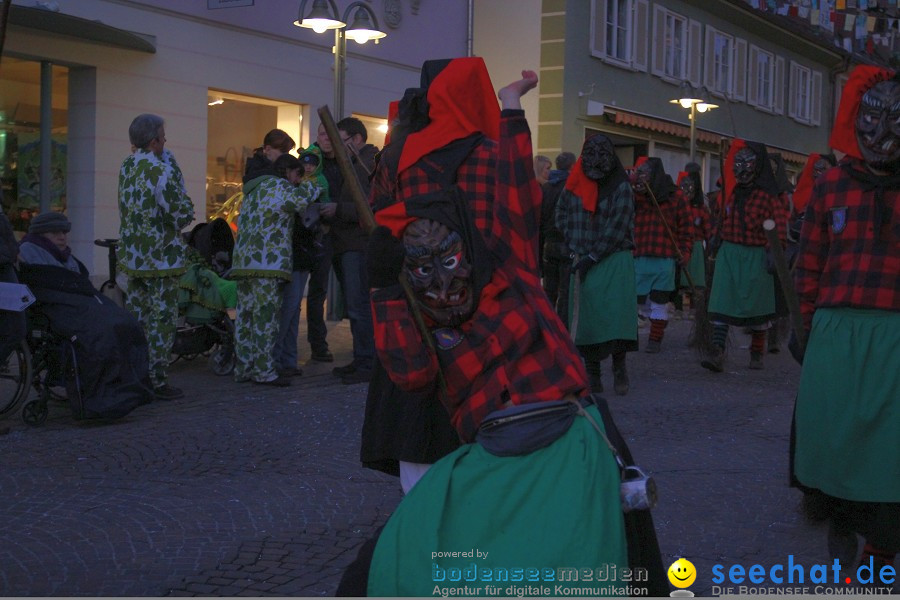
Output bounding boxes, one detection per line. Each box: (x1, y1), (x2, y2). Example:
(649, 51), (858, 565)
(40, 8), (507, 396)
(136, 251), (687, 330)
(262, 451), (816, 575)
(581, 137), (616, 182)
(856, 80), (900, 171)
(402, 219), (474, 327)
(632, 162), (652, 195)
(680, 177), (697, 200)
(733, 147), (759, 186)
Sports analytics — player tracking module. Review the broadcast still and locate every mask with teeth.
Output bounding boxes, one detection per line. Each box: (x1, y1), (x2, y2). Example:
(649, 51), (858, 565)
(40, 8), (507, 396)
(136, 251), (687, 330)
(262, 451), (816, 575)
(856, 80), (900, 172)
(632, 162), (652, 195)
(402, 218), (475, 327)
(733, 147), (759, 187)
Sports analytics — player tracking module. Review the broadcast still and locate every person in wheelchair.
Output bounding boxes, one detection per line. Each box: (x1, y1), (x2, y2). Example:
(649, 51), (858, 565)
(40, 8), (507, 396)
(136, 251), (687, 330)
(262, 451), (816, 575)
(17, 211), (153, 419)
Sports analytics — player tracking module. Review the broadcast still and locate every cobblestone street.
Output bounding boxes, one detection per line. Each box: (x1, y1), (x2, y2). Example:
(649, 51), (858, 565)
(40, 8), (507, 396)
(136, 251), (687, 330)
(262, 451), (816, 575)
(0, 315), (895, 596)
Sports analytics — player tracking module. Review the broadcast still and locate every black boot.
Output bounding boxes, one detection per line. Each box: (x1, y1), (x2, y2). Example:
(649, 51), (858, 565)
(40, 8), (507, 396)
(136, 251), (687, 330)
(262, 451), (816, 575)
(612, 353), (629, 396)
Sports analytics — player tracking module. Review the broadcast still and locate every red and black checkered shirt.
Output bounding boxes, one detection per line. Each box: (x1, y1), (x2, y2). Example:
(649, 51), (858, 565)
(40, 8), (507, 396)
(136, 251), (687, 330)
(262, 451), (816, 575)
(684, 197), (712, 243)
(632, 192), (694, 261)
(370, 111), (589, 443)
(794, 158), (900, 330)
(717, 188), (789, 247)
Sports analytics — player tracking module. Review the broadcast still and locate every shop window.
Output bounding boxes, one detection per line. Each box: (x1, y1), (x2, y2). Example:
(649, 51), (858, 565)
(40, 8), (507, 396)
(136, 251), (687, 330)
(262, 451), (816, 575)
(0, 57), (68, 233)
(206, 91), (304, 223)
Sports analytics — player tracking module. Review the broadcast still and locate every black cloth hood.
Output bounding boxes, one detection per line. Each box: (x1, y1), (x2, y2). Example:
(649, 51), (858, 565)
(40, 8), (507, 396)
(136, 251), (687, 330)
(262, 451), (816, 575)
(242, 152), (277, 184)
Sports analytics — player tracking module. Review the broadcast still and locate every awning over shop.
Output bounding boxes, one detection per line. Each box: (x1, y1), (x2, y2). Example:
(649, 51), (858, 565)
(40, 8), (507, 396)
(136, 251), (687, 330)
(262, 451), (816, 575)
(607, 108), (807, 165)
(8, 5), (156, 53)
(610, 110), (721, 145)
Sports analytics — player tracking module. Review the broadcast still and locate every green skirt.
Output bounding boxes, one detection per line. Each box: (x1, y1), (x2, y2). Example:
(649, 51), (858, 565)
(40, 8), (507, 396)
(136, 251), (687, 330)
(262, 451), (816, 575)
(634, 256), (675, 296)
(368, 404), (628, 597)
(679, 241), (706, 288)
(794, 308), (900, 502)
(708, 241), (775, 326)
(569, 250), (638, 346)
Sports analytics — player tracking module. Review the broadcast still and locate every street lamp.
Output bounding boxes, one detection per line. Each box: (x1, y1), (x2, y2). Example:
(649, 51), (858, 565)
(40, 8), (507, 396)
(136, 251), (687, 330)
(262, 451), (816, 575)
(670, 82), (718, 163)
(294, 0), (386, 119)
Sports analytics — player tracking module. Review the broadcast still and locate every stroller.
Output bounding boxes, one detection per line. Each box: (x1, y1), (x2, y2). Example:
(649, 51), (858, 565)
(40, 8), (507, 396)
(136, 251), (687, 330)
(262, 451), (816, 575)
(172, 218), (237, 375)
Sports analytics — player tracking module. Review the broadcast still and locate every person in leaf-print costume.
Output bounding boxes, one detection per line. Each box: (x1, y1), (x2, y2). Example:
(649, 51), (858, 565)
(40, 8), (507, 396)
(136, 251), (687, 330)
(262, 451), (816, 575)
(231, 129), (323, 386)
(118, 114), (194, 400)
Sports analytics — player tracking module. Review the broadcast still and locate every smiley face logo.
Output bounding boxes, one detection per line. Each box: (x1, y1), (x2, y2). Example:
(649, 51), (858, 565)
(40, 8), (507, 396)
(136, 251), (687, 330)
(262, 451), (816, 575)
(668, 558), (697, 589)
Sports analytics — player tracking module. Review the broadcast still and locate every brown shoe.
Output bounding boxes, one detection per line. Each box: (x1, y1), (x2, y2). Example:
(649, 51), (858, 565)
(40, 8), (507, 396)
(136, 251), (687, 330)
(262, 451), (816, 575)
(749, 352), (764, 370)
(701, 349), (725, 373)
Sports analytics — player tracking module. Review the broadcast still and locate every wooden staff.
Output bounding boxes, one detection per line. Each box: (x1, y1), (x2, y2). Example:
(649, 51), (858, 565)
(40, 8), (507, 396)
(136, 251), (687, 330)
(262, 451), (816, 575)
(763, 219), (806, 354)
(316, 105), (446, 392)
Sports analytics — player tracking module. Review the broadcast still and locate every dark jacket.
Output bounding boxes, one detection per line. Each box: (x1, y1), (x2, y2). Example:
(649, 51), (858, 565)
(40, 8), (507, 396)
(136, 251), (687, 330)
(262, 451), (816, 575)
(540, 169), (570, 262)
(321, 143), (377, 255)
(0, 211), (17, 268)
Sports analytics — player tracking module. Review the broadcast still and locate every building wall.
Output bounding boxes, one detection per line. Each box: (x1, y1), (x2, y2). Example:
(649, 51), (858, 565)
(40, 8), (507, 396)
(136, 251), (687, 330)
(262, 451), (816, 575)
(473, 0), (542, 148)
(5, 0), (469, 275)
(541, 0), (840, 172)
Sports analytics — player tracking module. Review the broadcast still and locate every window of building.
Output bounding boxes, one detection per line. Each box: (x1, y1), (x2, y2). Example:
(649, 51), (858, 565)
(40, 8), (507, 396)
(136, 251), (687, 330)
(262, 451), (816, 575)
(606, 0), (631, 62)
(0, 57), (69, 233)
(591, 0), (649, 72)
(206, 91), (305, 223)
(788, 61), (822, 126)
(704, 27), (747, 102)
(665, 13), (686, 80)
(747, 45), (784, 113)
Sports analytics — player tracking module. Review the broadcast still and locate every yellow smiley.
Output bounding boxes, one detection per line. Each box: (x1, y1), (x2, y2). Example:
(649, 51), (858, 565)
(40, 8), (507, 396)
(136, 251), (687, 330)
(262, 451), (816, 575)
(667, 558), (697, 588)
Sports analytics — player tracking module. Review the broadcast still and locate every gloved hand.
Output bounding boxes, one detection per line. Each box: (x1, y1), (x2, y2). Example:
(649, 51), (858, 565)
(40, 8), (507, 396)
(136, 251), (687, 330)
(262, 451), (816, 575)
(366, 226), (405, 288)
(708, 235), (722, 256)
(788, 331), (807, 366)
(575, 254), (599, 282)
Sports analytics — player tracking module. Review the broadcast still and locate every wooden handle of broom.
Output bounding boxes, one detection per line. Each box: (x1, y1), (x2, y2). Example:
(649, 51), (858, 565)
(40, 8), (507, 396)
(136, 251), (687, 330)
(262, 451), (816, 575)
(763, 219), (807, 353)
(317, 106), (446, 391)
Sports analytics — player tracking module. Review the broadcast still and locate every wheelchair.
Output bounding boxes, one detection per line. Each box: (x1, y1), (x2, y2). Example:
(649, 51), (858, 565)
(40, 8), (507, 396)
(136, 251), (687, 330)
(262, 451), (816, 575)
(0, 311), (83, 426)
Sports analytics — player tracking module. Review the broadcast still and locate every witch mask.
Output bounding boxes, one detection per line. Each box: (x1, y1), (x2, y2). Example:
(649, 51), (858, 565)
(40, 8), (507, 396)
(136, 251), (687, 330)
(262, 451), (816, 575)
(856, 79), (900, 171)
(733, 147), (759, 186)
(402, 218), (475, 327)
(581, 137), (616, 182)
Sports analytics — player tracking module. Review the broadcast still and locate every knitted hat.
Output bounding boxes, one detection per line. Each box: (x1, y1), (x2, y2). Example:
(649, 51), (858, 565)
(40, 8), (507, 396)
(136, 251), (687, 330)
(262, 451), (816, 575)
(28, 211), (71, 234)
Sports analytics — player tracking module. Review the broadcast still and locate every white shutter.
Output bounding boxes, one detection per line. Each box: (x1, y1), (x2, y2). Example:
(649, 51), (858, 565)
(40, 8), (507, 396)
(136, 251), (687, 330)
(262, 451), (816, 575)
(811, 70), (823, 126)
(747, 46), (759, 107)
(590, 0), (607, 59)
(704, 27), (717, 90)
(788, 61), (799, 119)
(651, 4), (666, 77)
(732, 37), (747, 102)
(632, 0), (649, 72)
(688, 19), (702, 87)
(774, 55), (785, 115)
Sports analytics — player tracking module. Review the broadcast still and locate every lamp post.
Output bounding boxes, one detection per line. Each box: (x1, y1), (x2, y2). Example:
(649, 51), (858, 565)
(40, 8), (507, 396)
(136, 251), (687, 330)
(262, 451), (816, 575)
(669, 82), (718, 163)
(294, 0), (386, 120)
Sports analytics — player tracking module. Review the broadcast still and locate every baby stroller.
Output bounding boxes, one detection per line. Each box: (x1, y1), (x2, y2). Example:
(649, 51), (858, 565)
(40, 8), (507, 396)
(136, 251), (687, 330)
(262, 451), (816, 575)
(172, 218), (237, 375)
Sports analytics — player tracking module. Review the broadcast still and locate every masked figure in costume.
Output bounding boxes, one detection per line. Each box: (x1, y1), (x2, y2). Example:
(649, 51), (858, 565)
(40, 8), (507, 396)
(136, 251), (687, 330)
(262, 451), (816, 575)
(701, 140), (789, 372)
(555, 134), (637, 396)
(676, 170), (710, 295)
(791, 65), (899, 572)
(631, 157), (693, 353)
(337, 59), (666, 597)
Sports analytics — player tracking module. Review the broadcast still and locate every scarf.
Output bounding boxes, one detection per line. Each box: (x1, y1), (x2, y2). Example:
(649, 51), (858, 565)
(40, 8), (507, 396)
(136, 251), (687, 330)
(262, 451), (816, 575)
(398, 57), (500, 175)
(20, 232), (72, 265)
